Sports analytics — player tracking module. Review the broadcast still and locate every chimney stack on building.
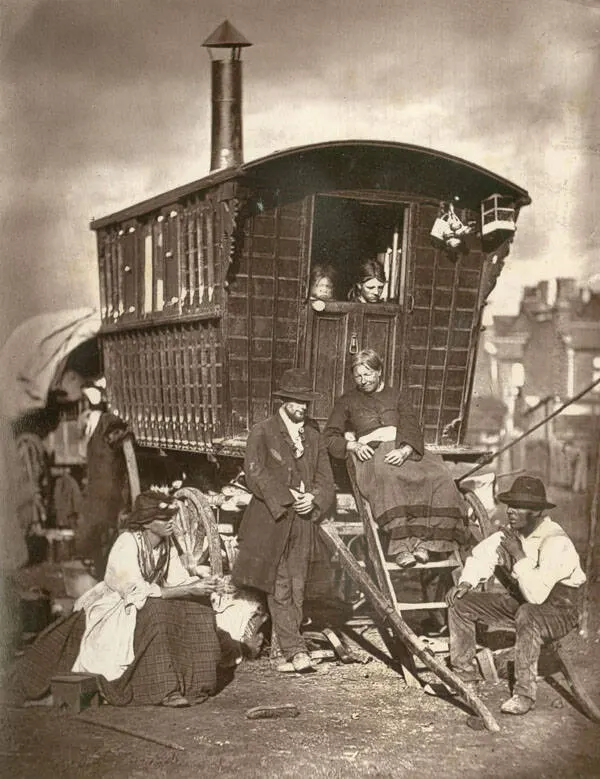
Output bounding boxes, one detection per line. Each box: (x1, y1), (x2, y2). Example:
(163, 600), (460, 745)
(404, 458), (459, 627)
(555, 277), (577, 308)
(203, 21), (252, 173)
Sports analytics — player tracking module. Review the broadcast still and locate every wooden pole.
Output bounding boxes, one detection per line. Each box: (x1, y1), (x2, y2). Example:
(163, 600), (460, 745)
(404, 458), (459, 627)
(318, 521), (501, 732)
(79, 715), (185, 751)
(457, 377), (600, 484)
(122, 436), (140, 503)
(580, 435), (600, 638)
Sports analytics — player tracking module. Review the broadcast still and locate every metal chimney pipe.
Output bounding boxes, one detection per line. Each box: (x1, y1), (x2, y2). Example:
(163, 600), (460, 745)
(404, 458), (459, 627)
(203, 21), (252, 173)
(210, 58), (243, 172)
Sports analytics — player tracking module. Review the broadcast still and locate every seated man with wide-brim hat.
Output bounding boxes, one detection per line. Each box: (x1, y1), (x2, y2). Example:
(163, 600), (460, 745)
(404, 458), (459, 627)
(445, 475), (586, 715)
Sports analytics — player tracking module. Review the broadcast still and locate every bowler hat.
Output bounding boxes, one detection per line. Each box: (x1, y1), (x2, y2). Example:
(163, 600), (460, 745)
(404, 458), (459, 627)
(273, 368), (320, 402)
(496, 475), (555, 510)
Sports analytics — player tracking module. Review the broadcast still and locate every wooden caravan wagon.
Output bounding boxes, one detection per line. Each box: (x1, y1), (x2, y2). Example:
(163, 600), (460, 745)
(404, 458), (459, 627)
(91, 139), (530, 473)
(90, 21), (530, 479)
(86, 23), (544, 730)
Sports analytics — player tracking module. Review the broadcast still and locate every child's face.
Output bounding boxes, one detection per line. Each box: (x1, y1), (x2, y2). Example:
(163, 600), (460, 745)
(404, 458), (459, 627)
(311, 277), (334, 300)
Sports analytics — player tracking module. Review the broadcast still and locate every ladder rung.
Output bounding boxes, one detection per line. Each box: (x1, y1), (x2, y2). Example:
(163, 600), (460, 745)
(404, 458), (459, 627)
(395, 601), (448, 610)
(388, 560), (460, 570)
(356, 560), (459, 570)
(333, 522), (364, 535)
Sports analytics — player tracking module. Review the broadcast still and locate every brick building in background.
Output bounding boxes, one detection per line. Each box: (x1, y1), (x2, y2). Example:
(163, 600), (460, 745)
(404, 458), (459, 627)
(469, 277), (600, 486)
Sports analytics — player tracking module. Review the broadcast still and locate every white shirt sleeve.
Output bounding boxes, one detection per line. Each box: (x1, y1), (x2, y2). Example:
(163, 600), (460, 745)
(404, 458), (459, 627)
(513, 536), (581, 604)
(459, 532), (503, 588)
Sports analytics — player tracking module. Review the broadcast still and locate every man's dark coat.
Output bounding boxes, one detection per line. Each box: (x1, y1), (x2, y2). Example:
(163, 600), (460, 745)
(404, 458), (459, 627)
(232, 412), (335, 595)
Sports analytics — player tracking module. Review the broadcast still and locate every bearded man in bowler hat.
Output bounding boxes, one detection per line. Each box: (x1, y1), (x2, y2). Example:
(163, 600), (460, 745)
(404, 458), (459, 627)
(446, 474), (586, 715)
(232, 368), (335, 673)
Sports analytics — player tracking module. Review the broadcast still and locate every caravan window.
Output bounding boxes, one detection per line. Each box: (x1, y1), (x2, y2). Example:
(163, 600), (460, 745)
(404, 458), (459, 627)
(309, 194), (409, 304)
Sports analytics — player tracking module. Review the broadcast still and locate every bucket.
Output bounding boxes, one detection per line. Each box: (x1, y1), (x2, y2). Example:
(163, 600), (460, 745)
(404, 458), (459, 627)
(20, 588), (52, 634)
(46, 529), (76, 563)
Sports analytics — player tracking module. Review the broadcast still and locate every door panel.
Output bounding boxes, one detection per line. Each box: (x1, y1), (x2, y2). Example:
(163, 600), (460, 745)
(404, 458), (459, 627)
(360, 307), (400, 384)
(307, 306), (351, 422)
(305, 301), (403, 425)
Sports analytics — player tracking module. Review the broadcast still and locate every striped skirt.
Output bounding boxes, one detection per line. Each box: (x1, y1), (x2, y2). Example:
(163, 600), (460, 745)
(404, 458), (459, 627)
(354, 442), (469, 554)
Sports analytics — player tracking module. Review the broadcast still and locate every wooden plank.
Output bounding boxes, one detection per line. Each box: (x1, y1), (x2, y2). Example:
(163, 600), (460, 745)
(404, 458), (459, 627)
(580, 435), (600, 638)
(436, 256), (459, 440)
(208, 322), (221, 439)
(206, 204), (215, 303)
(198, 326), (212, 447)
(552, 640), (600, 722)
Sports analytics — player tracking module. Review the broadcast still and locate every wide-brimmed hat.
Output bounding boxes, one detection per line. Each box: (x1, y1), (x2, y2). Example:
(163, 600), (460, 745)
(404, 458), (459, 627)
(273, 368), (320, 402)
(496, 475), (555, 510)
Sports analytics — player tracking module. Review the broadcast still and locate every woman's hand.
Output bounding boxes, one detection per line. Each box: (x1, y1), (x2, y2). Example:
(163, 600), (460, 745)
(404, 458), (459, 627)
(347, 440), (374, 462)
(384, 445), (413, 467)
(186, 578), (220, 597)
(161, 577), (220, 599)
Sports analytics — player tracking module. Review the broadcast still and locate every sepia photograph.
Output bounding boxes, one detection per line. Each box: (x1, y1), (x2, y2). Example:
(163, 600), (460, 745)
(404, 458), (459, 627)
(1, 1), (599, 777)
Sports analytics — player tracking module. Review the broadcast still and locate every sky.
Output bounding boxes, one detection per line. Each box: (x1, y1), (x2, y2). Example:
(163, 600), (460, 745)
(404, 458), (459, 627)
(1, 0), (599, 341)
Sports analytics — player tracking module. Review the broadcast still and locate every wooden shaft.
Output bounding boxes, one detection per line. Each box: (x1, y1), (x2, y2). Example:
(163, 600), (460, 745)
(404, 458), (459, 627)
(318, 521), (501, 732)
(580, 435), (600, 638)
(552, 641), (600, 722)
(457, 377), (600, 483)
(122, 436), (140, 503)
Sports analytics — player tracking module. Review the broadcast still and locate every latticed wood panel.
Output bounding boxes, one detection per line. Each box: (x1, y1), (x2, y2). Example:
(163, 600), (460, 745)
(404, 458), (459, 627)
(404, 203), (484, 445)
(96, 195), (225, 325)
(227, 198), (307, 436)
(101, 319), (223, 452)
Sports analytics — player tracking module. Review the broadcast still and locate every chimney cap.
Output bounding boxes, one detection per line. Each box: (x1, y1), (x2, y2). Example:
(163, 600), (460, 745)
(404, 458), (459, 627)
(203, 20), (252, 49)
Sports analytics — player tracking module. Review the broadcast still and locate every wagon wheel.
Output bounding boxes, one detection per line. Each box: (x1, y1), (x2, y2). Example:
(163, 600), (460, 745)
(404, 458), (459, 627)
(15, 432), (50, 529)
(174, 486), (223, 576)
(462, 489), (493, 544)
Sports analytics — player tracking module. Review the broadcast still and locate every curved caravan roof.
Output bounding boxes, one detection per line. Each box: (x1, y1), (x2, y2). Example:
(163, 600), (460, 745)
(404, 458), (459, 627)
(242, 140), (531, 209)
(91, 140), (530, 229)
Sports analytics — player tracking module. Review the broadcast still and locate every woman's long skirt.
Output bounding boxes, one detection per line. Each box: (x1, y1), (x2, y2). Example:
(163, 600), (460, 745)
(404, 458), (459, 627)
(354, 442), (470, 556)
(17, 598), (221, 706)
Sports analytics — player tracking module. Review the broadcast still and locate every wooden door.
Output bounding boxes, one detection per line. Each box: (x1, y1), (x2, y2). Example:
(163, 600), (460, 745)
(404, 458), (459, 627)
(304, 301), (402, 425)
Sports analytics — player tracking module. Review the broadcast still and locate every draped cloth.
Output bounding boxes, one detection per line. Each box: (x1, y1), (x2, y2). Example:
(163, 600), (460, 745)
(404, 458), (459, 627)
(325, 387), (470, 553)
(354, 441), (470, 551)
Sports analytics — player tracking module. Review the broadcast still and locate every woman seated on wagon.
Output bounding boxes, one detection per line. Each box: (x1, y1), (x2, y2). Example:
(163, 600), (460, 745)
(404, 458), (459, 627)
(347, 258), (386, 304)
(324, 349), (470, 567)
(16, 490), (223, 708)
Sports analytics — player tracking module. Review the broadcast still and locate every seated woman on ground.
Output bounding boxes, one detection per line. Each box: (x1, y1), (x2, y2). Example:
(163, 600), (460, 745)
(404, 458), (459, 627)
(16, 490), (225, 708)
(347, 258), (386, 303)
(309, 264), (337, 301)
(324, 348), (470, 568)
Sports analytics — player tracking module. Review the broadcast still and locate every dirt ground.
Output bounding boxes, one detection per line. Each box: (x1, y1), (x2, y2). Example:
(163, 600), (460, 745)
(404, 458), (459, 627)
(2, 488), (600, 779)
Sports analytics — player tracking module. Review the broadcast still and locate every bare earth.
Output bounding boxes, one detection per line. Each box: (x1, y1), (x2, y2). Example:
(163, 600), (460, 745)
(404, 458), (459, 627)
(2, 489), (599, 779)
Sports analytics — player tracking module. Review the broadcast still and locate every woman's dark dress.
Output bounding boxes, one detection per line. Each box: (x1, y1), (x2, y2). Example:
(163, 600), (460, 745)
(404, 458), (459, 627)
(324, 386), (469, 555)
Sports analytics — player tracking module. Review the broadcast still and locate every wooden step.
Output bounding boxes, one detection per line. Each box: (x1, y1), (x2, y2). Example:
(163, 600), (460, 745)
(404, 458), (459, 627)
(356, 559), (459, 571)
(395, 601), (448, 611)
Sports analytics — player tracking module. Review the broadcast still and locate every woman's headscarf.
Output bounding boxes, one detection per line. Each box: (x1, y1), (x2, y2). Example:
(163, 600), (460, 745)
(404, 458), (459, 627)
(125, 490), (179, 530)
(123, 490), (180, 584)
